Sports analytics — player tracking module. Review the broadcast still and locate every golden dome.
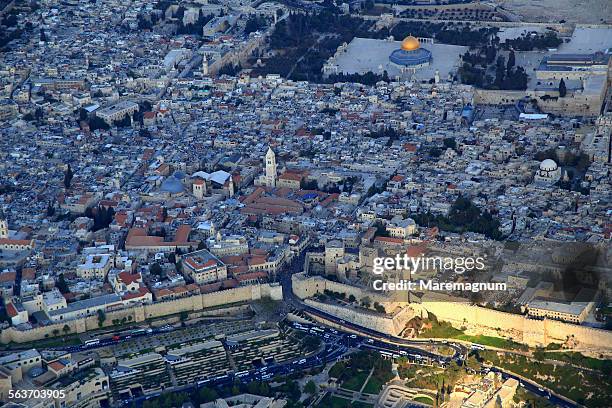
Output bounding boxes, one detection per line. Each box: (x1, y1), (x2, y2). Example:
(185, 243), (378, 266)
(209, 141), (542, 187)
(401, 35), (420, 51)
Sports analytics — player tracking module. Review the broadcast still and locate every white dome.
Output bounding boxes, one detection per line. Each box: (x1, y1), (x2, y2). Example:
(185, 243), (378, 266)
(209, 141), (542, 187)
(540, 159), (558, 171)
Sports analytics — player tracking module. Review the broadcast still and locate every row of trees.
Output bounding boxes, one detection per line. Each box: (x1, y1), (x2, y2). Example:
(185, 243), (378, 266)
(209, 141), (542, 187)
(258, 11), (383, 82)
(460, 52), (528, 90)
(244, 15), (267, 35)
(142, 374), (308, 408)
(83, 205), (116, 231)
(325, 71), (390, 86)
(391, 21), (498, 47)
(412, 196), (503, 240)
(503, 32), (562, 51)
(491, 54), (529, 90)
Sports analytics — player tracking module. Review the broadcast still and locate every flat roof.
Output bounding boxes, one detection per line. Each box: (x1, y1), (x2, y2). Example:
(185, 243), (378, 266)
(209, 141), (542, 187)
(48, 293), (121, 316)
(528, 297), (587, 316)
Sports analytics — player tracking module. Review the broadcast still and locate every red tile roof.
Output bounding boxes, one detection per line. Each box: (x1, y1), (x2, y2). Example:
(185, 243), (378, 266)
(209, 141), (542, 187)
(6, 303), (18, 318)
(118, 271), (141, 285)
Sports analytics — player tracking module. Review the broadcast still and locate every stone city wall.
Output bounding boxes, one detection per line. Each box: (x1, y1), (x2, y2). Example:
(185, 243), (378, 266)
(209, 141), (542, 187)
(416, 301), (612, 351)
(1, 283), (281, 344)
(473, 89), (526, 105)
(0, 306), (142, 344)
(474, 88), (604, 117)
(293, 274), (612, 351)
(544, 318), (612, 350)
(304, 299), (414, 336)
(293, 272), (391, 308)
(304, 299), (404, 336)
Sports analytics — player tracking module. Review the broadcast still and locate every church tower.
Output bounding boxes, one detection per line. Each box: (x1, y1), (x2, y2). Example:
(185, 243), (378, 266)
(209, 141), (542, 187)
(265, 146), (277, 187)
(202, 55), (209, 76)
(192, 178), (207, 199)
(0, 210), (8, 239)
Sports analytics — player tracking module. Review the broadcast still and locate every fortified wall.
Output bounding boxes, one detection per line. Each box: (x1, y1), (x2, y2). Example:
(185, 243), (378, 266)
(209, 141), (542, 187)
(473, 88), (605, 117)
(292, 274), (612, 351)
(304, 299), (414, 336)
(0, 283), (282, 344)
(292, 273), (402, 313)
(421, 301), (612, 351)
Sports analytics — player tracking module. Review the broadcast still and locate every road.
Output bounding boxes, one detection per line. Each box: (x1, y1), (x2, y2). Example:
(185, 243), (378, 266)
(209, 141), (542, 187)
(38, 252), (578, 408)
(277, 263), (578, 408)
(111, 318), (576, 408)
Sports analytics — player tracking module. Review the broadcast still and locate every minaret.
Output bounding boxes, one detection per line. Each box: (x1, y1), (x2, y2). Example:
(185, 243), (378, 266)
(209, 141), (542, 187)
(265, 146), (277, 187)
(0, 210), (8, 239)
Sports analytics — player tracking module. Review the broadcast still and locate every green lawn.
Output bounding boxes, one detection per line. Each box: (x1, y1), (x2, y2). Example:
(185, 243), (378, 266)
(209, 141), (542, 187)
(513, 387), (556, 408)
(546, 351), (611, 371)
(329, 361), (346, 379)
(329, 396), (350, 408)
(457, 334), (526, 350)
(418, 320), (464, 338)
(351, 401), (374, 408)
(341, 370), (369, 391)
(418, 319), (526, 351)
(413, 396), (434, 405)
(481, 351), (611, 407)
(362, 376), (384, 394)
(317, 395), (367, 408)
(545, 342), (563, 350)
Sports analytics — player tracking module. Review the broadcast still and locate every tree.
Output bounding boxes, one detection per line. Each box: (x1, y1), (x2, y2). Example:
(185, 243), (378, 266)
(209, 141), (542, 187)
(46, 201), (55, 217)
(52, 329), (60, 336)
(533, 347), (546, 361)
(88, 116), (110, 131)
(494, 55), (505, 88)
(150, 263), (163, 276)
(443, 137), (457, 150)
(97, 309), (106, 327)
(62, 324), (71, 334)
(113, 115), (132, 128)
(304, 380), (317, 395)
(361, 296), (371, 308)
(303, 335), (321, 351)
(245, 16), (266, 35)
(89, 206), (115, 231)
(63, 164), (73, 189)
(559, 78), (567, 97)
(198, 387), (218, 403)
(506, 50), (515, 75)
(373, 302), (386, 314)
(300, 178), (318, 190)
(57, 273), (69, 294)
(78, 108), (88, 121)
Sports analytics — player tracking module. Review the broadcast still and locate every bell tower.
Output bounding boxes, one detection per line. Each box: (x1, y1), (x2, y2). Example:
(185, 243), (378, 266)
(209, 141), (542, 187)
(265, 146), (277, 187)
(0, 210), (8, 239)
